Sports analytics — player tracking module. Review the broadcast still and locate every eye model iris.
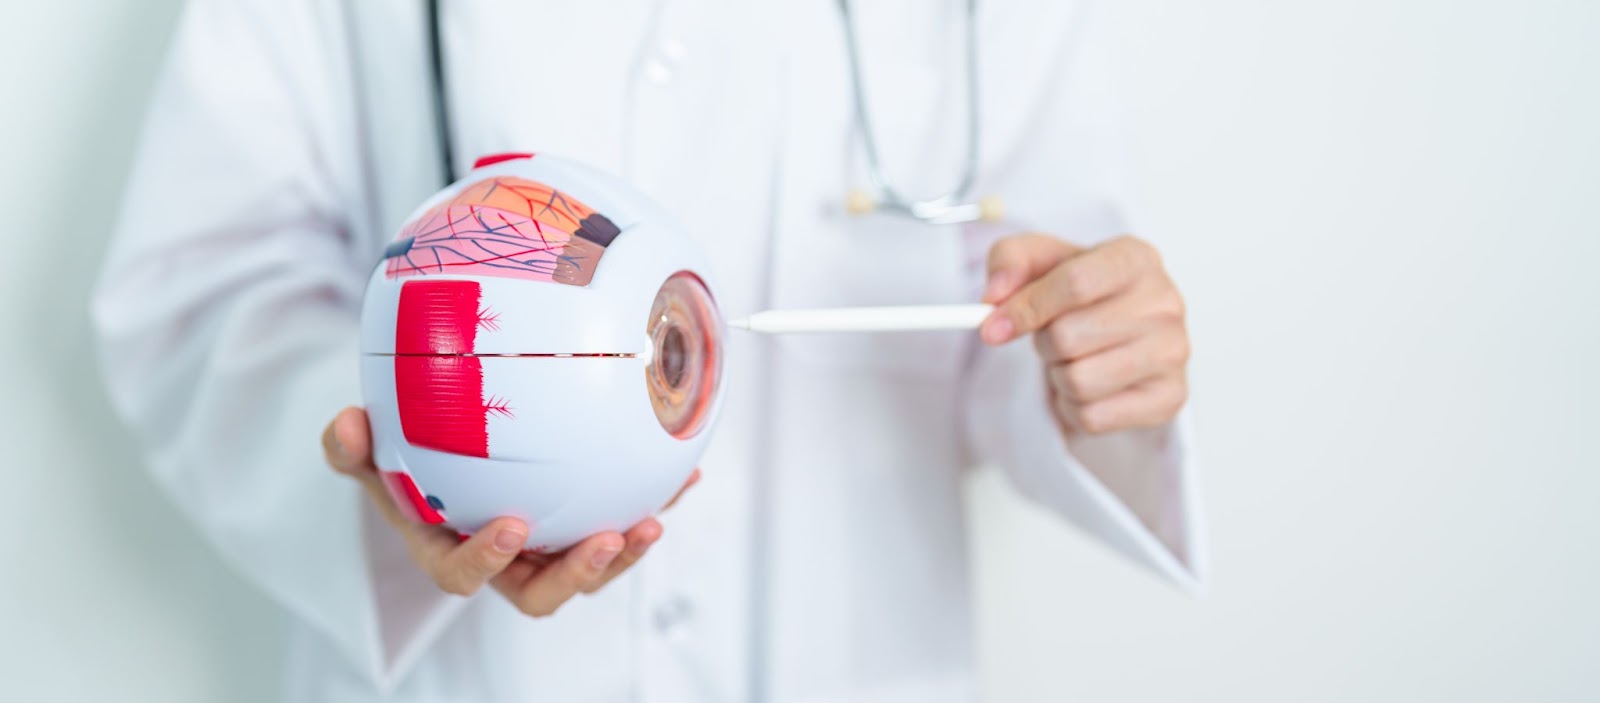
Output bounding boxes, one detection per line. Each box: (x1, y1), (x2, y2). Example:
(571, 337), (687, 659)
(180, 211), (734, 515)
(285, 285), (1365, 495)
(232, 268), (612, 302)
(646, 272), (722, 439)
(657, 326), (688, 389)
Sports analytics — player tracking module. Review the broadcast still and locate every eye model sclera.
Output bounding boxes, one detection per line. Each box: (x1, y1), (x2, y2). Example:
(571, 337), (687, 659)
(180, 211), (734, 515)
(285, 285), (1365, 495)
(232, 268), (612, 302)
(358, 153), (725, 553)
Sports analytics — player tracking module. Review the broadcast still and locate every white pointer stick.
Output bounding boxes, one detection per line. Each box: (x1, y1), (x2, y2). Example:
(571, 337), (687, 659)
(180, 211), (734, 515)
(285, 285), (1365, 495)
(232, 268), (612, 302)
(726, 304), (994, 334)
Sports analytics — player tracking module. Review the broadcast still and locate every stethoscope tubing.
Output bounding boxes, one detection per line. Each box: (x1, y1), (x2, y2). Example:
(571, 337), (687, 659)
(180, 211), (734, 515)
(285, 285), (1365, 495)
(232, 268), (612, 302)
(426, 0), (458, 186)
(426, 1), (988, 223)
(836, 0), (983, 216)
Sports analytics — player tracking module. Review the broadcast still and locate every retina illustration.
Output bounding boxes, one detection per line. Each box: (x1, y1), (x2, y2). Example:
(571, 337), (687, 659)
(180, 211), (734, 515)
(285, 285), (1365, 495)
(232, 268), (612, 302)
(383, 175), (622, 286)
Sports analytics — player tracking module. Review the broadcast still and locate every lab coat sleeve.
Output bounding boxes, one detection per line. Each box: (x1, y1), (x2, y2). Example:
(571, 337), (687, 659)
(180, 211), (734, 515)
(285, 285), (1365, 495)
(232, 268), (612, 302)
(961, 0), (1205, 592)
(91, 0), (456, 688)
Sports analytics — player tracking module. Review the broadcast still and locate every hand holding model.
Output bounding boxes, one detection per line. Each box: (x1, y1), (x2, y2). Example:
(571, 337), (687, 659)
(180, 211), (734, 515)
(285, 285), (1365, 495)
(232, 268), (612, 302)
(323, 407), (693, 612)
(981, 234), (1191, 436)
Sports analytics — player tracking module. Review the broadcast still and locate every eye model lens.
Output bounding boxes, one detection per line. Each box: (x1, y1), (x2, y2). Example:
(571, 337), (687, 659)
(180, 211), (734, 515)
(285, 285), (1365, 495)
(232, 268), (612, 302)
(658, 327), (688, 388)
(646, 272), (723, 439)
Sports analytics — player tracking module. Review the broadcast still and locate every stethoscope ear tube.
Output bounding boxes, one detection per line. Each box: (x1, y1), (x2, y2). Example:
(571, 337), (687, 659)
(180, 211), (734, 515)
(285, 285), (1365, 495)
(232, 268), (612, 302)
(427, 0), (457, 186)
(837, 0), (999, 225)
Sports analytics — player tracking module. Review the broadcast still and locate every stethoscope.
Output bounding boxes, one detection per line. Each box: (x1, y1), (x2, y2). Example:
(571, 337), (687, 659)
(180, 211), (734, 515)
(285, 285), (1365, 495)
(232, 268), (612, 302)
(837, 0), (1002, 224)
(425, 0), (1000, 226)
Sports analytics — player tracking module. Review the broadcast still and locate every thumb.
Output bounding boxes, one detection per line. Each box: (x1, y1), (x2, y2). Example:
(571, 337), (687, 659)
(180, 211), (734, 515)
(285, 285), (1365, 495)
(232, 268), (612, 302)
(323, 406), (422, 531)
(983, 233), (1081, 303)
(322, 406), (376, 478)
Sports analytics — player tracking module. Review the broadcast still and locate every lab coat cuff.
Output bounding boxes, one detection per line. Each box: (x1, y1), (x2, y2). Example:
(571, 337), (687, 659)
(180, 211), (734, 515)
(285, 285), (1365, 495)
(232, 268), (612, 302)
(968, 342), (1207, 594)
(361, 497), (474, 694)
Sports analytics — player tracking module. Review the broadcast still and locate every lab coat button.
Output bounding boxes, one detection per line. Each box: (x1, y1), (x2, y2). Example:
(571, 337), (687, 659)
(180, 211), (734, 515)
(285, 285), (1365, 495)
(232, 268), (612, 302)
(652, 595), (695, 638)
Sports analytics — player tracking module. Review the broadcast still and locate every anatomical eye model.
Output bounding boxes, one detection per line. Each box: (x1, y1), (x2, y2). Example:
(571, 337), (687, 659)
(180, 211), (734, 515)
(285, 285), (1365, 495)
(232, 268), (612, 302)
(359, 153), (725, 552)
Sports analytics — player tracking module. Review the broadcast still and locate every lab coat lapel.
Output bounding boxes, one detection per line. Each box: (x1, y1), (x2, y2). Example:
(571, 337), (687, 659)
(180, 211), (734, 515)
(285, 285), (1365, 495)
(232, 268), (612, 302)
(339, 0), (445, 245)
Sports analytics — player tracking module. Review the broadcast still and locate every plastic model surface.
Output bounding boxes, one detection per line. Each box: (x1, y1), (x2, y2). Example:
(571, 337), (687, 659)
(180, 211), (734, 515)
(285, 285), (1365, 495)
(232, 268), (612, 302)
(360, 153), (725, 551)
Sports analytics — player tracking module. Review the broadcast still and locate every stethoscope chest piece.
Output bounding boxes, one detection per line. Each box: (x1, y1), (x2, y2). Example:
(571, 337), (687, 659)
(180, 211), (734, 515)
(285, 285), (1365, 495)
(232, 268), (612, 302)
(836, 0), (999, 226)
(844, 188), (1004, 225)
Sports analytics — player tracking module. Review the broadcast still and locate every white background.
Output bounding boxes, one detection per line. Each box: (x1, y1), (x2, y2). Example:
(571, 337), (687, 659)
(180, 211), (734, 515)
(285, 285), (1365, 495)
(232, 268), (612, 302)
(1, 1), (1597, 701)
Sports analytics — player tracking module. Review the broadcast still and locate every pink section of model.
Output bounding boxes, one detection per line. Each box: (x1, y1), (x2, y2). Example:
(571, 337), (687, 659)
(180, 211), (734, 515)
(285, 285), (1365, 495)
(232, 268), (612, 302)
(385, 204), (577, 283)
(382, 174), (621, 287)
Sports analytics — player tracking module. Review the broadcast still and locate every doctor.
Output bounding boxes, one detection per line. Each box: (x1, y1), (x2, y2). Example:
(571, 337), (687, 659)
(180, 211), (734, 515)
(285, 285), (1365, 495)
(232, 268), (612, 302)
(93, 0), (1203, 701)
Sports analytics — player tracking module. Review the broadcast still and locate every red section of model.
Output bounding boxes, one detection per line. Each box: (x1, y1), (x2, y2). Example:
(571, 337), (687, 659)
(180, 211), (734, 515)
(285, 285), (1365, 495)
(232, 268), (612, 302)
(395, 279), (483, 355)
(472, 152), (535, 169)
(380, 470), (446, 525)
(395, 280), (492, 458)
(395, 355), (489, 457)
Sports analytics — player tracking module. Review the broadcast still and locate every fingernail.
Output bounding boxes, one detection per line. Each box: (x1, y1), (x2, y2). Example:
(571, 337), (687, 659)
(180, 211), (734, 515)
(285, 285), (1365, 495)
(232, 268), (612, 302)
(590, 545), (622, 571)
(493, 527), (526, 553)
(981, 314), (1014, 345)
(629, 528), (662, 556)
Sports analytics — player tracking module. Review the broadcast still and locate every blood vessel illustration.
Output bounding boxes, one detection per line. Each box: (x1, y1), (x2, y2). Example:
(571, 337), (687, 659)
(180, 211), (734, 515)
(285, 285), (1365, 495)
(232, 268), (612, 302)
(384, 175), (621, 286)
(359, 153), (726, 551)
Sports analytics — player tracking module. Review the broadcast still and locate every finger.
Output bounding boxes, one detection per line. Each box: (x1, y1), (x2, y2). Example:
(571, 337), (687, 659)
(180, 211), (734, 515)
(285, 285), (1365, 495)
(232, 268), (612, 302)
(513, 549), (559, 569)
(322, 407), (415, 527)
(502, 532), (626, 617)
(661, 468), (702, 511)
(415, 517), (529, 596)
(1077, 375), (1189, 434)
(1048, 381), (1087, 435)
(985, 236), (1153, 344)
(322, 406), (375, 479)
(488, 546), (565, 596)
(1048, 324), (1189, 403)
(583, 518), (664, 593)
(1033, 290), (1152, 363)
(983, 233), (1080, 304)
(1033, 273), (1184, 363)
(490, 557), (542, 597)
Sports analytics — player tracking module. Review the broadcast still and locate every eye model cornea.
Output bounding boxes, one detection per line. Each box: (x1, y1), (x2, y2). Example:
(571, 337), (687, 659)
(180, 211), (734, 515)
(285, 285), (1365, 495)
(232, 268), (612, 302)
(382, 176), (621, 287)
(645, 272), (723, 440)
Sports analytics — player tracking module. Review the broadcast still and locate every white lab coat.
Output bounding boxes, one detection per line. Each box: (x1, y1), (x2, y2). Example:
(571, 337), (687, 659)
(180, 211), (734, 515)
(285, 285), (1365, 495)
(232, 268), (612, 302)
(92, 0), (1204, 701)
